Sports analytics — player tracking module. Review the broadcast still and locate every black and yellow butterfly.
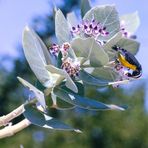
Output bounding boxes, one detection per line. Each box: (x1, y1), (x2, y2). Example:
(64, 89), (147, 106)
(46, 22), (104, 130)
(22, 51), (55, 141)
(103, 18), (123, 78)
(112, 45), (142, 78)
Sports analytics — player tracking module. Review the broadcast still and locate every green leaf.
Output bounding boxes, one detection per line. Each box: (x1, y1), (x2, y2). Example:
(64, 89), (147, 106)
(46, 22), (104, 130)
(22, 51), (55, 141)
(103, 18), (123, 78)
(91, 67), (119, 81)
(53, 86), (126, 111)
(24, 104), (81, 132)
(17, 77), (46, 109)
(51, 82), (84, 108)
(57, 51), (63, 68)
(60, 82), (84, 96)
(82, 67), (128, 87)
(35, 80), (46, 91)
(103, 32), (122, 49)
(108, 79), (131, 86)
(22, 26), (59, 87)
(120, 11), (140, 34)
(78, 70), (110, 87)
(83, 5), (120, 40)
(103, 32), (123, 59)
(36, 34), (58, 67)
(103, 32), (140, 60)
(71, 37), (109, 67)
(68, 47), (77, 59)
(81, 0), (91, 18)
(55, 9), (71, 45)
(34, 30), (53, 65)
(67, 12), (78, 27)
(46, 65), (78, 93)
(116, 37), (140, 55)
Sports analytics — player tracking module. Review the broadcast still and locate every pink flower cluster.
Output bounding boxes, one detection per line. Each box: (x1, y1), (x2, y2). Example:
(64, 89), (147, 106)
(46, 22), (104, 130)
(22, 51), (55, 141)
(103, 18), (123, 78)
(61, 57), (80, 77)
(49, 42), (70, 57)
(49, 42), (80, 77)
(71, 19), (109, 37)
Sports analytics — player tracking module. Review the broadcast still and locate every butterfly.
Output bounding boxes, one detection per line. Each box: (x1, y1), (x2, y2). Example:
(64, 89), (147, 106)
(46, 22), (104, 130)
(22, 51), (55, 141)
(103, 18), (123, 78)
(112, 45), (142, 78)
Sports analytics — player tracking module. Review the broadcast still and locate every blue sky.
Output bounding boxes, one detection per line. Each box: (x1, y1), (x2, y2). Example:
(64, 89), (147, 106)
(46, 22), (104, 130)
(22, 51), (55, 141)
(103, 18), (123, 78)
(0, 0), (148, 77)
(0, 0), (50, 58)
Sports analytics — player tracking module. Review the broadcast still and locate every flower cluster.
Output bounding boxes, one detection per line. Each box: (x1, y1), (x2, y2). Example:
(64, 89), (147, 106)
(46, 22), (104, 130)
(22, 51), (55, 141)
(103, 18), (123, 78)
(61, 57), (80, 77)
(49, 42), (70, 57)
(60, 42), (70, 59)
(49, 43), (60, 56)
(49, 42), (80, 77)
(71, 19), (109, 38)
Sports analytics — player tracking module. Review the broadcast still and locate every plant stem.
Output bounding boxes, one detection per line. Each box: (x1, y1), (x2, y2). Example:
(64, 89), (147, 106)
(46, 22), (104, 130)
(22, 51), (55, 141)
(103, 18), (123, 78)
(0, 98), (38, 139)
(0, 97), (37, 127)
(0, 119), (31, 139)
(0, 104), (25, 127)
(0, 88), (53, 138)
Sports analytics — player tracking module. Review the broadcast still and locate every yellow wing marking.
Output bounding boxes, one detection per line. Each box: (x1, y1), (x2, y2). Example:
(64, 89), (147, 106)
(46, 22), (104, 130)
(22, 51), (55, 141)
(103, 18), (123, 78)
(118, 53), (136, 70)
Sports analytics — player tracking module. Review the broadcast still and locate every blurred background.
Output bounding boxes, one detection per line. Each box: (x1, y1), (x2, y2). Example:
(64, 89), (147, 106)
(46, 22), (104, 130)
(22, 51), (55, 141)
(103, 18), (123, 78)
(0, 0), (148, 147)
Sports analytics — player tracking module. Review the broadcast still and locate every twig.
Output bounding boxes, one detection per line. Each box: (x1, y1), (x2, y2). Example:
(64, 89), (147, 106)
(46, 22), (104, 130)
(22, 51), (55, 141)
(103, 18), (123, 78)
(0, 119), (31, 139)
(0, 97), (37, 127)
(0, 96), (45, 138)
(0, 98), (37, 139)
(0, 104), (25, 127)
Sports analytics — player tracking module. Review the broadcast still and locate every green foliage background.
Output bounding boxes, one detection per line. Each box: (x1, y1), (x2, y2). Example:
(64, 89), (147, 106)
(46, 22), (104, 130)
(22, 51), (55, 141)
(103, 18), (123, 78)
(0, 1), (147, 148)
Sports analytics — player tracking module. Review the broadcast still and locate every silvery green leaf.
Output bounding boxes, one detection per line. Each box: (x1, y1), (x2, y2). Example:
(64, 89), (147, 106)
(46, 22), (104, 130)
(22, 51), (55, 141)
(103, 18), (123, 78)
(51, 82), (84, 109)
(67, 46), (77, 59)
(57, 51), (62, 68)
(35, 80), (46, 91)
(36, 33), (57, 67)
(46, 65), (78, 93)
(103, 32), (122, 50)
(120, 11), (140, 34)
(81, 0), (91, 18)
(103, 33), (140, 60)
(33, 30), (52, 65)
(67, 12), (78, 27)
(84, 5), (120, 40)
(55, 9), (71, 45)
(103, 32), (122, 59)
(91, 67), (119, 81)
(17, 77), (46, 109)
(24, 104), (81, 132)
(60, 82), (84, 96)
(83, 5), (120, 40)
(83, 65), (119, 82)
(78, 70), (110, 87)
(116, 37), (140, 55)
(23, 26), (58, 88)
(108, 79), (130, 86)
(71, 37), (109, 67)
(54, 86), (126, 111)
